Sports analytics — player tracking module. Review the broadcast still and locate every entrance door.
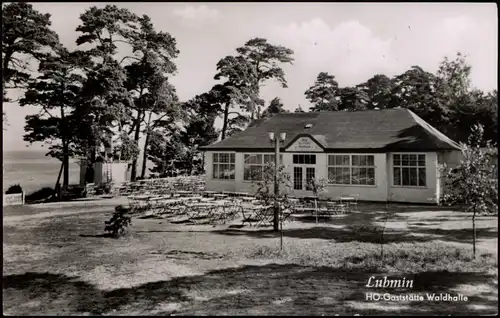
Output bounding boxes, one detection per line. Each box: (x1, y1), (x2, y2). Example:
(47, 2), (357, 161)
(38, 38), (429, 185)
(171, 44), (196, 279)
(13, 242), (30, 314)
(292, 154), (317, 191)
(293, 166), (316, 191)
(293, 167), (303, 190)
(305, 167), (316, 190)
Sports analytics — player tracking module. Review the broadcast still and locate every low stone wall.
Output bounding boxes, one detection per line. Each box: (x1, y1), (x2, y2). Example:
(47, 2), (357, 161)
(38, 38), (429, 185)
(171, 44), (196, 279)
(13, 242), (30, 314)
(3, 192), (25, 206)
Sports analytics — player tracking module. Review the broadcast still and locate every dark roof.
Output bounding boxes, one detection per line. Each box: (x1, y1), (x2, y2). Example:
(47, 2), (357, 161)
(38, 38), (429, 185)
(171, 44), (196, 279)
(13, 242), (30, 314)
(201, 109), (461, 152)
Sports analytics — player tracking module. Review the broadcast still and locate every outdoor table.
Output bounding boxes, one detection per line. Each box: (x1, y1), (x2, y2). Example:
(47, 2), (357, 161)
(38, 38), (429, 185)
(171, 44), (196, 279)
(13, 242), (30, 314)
(241, 196), (256, 202)
(184, 202), (218, 219)
(339, 196), (355, 211)
(200, 197), (215, 202)
(128, 194), (152, 200)
(233, 192), (250, 197)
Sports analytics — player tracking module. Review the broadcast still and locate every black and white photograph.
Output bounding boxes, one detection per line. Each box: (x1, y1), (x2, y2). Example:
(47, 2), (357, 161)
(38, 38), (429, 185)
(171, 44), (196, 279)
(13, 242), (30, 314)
(2, 2), (498, 316)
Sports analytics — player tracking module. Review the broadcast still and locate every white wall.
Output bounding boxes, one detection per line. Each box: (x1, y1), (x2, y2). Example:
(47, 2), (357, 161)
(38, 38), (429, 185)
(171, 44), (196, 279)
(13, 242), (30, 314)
(94, 162), (129, 186)
(110, 162), (129, 185)
(387, 152), (439, 204)
(205, 150), (446, 204)
(205, 152), (255, 194)
(320, 153), (388, 201)
(206, 151), (389, 201)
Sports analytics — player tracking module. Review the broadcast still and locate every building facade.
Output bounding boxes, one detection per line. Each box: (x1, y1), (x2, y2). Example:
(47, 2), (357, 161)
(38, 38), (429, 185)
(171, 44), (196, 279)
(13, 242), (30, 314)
(200, 109), (463, 204)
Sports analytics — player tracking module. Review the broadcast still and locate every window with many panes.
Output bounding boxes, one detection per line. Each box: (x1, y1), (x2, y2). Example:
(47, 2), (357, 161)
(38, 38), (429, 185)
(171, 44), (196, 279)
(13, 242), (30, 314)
(393, 154), (426, 187)
(292, 154), (316, 165)
(243, 154), (283, 181)
(327, 154), (375, 185)
(212, 153), (235, 180)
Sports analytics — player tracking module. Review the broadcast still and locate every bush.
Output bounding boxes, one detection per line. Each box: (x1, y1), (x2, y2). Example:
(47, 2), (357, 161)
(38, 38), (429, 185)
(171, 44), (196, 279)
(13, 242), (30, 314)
(95, 182), (114, 195)
(5, 184), (23, 194)
(25, 187), (55, 203)
(104, 205), (132, 238)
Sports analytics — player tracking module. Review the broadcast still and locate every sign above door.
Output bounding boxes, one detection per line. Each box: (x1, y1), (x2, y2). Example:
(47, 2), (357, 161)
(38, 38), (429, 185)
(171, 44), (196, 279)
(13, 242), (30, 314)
(286, 135), (324, 152)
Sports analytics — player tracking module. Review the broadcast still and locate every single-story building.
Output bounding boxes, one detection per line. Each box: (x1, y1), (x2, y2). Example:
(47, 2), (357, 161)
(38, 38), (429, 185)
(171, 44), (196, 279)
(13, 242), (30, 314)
(199, 109), (463, 204)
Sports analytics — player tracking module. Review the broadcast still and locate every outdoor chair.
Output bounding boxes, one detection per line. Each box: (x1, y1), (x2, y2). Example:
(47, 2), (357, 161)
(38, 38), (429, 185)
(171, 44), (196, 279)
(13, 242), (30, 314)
(212, 199), (241, 224)
(333, 200), (348, 214)
(184, 202), (215, 221)
(315, 201), (329, 217)
(349, 194), (359, 211)
(254, 205), (275, 227)
(291, 202), (308, 214)
(240, 202), (263, 226)
(165, 202), (186, 215)
(279, 205), (293, 223)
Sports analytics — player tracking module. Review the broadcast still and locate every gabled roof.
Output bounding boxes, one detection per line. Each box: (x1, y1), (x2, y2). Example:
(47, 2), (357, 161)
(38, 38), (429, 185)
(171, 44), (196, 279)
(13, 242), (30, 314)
(200, 109), (461, 152)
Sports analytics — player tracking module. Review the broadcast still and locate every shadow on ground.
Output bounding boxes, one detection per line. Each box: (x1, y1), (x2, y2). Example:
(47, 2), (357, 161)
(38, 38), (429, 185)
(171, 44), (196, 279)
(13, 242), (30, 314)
(79, 234), (114, 238)
(212, 226), (434, 244)
(406, 227), (499, 245)
(3, 264), (497, 316)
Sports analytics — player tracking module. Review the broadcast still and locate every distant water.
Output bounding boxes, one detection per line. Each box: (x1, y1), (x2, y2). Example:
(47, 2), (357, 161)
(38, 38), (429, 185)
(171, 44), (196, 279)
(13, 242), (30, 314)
(3, 150), (80, 194)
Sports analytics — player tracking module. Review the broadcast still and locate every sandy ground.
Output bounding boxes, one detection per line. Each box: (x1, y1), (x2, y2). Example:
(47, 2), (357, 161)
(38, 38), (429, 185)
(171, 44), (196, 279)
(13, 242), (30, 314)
(3, 201), (498, 315)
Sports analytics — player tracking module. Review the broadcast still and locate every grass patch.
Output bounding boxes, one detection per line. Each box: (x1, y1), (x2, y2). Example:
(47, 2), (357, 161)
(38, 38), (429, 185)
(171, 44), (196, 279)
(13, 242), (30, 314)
(247, 241), (497, 274)
(3, 206), (498, 315)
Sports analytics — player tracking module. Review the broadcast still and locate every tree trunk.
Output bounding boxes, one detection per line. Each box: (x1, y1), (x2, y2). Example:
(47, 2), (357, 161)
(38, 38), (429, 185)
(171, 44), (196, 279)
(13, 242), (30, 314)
(472, 210), (477, 259)
(130, 111), (142, 181)
(3, 50), (13, 84)
(62, 140), (70, 191)
(54, 162), (64, 200)
(140, 113), (152, 179)
(221, 102), (230, 140)
(315, 198), (318, 224)
(60, 107), (69, 192)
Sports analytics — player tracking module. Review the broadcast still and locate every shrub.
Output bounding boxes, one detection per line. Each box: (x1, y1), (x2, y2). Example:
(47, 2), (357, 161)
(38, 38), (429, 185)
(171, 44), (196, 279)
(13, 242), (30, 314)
(5, 184), (23, 194)
(104, 205), (132, 238)
(95, 182), (114, 195)
(25, 187), (55, 203)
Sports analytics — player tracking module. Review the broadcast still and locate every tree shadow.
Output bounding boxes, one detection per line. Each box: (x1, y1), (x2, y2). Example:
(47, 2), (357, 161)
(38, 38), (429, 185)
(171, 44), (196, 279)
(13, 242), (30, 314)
(4, 264), (497, 316)
(292, 210), (396, 227)
(213, 226), (434, 244)
(3, 272), (103, 315)
(79, 233), (114, 238)
(406, 227), (498, 244)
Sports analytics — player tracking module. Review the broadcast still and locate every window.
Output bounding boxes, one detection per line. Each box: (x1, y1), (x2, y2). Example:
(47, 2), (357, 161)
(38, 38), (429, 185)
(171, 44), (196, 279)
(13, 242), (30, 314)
(243, 153), (283, 181)
(292, 154), (316, 164)
(212, 153), (235, 180)
(327, 154), (375, 185)
(393, 154), (426, 187)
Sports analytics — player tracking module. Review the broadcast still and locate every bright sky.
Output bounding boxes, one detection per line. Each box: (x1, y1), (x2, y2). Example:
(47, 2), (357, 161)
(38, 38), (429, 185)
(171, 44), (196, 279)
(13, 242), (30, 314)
(3, 2), (498, 151)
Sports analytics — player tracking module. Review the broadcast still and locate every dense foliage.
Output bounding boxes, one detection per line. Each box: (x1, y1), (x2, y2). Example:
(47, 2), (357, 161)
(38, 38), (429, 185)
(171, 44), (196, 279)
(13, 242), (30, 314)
(305, 53), (497, 145)
(5, 184), (23, 194)
(440, 124), (498, 258)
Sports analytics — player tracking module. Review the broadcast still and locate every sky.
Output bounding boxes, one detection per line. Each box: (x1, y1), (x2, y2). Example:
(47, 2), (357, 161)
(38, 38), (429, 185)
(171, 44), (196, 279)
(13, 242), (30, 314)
(3, 2), (498, 152)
